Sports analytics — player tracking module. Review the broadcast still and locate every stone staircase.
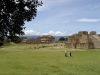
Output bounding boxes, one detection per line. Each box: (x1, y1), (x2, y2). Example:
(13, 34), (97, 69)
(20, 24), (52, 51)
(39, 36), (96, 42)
(90, 35), (100, 48)
(93, 35), (100, 41)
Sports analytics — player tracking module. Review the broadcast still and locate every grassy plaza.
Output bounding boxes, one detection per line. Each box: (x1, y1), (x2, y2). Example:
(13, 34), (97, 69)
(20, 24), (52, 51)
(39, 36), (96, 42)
(0, 43), (100, 75)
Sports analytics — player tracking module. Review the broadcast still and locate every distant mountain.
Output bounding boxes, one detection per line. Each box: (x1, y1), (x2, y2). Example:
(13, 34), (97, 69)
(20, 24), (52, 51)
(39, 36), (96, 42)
(20, 35), (68, 40)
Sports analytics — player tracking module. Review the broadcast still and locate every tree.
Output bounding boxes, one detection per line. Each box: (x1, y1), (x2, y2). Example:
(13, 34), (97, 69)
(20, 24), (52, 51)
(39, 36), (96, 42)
(59, 37), (65, 41)
(0, 0), (43, 45)
(11, 36), (27, 43)
(3, 38), (11, 45)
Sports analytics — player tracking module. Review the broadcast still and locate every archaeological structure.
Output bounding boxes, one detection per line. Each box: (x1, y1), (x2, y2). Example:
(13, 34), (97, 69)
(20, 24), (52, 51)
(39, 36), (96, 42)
(65, 31), (100, 49)
(20, 35), (55, 44)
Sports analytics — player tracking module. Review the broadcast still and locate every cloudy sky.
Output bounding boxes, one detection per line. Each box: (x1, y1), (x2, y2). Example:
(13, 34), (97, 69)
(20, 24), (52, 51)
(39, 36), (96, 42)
(24, 0), (100, 36)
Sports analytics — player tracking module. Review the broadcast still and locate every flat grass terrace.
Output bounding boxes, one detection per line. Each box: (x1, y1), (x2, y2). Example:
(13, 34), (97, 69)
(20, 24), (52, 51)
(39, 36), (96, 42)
(0, 43), (100, 75)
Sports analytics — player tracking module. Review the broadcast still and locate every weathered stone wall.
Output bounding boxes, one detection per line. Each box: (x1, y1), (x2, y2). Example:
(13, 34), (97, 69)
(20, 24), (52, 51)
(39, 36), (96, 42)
(88, 43), (94, 49)
(68, 34), (81, 43)
(78, 31), (88, 35)
(90, 31), (96, 35)
(65, 31), (99, 49)
(20, 35), (55, 44)
(65, 43), (71, 48)
(76, 43), (89, 49)
(80, 35), (88, 43)
(89, 35), (100, 48)
(65, 43), (76, 48)
(76, 43), (84, 49)
(37, 35), (55, 44)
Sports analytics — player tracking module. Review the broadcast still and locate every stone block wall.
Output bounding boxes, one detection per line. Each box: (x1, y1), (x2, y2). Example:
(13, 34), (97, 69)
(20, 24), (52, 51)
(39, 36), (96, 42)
(65, 43), (76, 48)
(76, 43), (89, 49)
(89, 35), (100, 48)
(78, 31), (88, 35)
(65, 31), (100, 49)
(80, 35), (88, 43)
(88, 43), (94, 49)
(90, 31), (96, 35)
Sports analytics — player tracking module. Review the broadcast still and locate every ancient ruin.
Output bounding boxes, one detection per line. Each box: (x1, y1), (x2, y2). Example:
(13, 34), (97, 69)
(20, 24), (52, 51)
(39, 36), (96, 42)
(20, 35), (55, 44)
(65, 31), (100, 49)
(37, 35), (55, 44)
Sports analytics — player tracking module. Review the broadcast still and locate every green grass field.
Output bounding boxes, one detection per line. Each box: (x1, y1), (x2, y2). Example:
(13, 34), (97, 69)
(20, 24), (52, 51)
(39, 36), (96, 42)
(0, 43), (100, 75)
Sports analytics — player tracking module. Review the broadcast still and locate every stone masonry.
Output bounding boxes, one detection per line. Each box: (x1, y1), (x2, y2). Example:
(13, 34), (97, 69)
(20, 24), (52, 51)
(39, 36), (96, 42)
(65, 31), (100, 49)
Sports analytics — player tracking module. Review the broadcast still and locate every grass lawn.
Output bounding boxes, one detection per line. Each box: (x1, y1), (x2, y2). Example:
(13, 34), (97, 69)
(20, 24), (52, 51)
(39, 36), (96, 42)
(0, 43), (100, 75)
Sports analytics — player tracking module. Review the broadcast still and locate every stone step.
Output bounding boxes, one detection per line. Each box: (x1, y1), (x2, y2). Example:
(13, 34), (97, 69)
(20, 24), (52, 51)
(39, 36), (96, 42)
(93, 35), (100, 41)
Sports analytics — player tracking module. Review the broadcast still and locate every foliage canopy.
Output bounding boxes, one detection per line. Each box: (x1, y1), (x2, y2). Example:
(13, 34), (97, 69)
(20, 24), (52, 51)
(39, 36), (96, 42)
(0, 0), (42, 44)
(59, 37), (65, 41)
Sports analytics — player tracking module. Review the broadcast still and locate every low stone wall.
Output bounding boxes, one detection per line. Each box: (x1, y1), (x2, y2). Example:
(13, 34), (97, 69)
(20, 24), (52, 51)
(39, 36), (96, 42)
(65, 43), (76, 48)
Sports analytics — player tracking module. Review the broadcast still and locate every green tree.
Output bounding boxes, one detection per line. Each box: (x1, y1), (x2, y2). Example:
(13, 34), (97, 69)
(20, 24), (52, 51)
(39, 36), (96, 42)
(12, 37), (27, 43)
(3, 38), (11, 45)
(59, 37), (65, 41)
(0, 0), (43, 45)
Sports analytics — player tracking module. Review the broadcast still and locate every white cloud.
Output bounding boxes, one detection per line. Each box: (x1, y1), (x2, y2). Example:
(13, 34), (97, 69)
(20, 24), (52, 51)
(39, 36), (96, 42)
(97, 31), (100, 34)
(24, 30), (40, 36)
(24, 30), (67, 36)
(42, 30), (67, 36)
(75, 18), (100, 22)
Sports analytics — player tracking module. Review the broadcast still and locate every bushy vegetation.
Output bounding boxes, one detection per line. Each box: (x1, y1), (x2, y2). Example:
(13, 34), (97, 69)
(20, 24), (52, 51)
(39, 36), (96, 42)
(0, 37), (27, 46)
(59, 37), (68, 41)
